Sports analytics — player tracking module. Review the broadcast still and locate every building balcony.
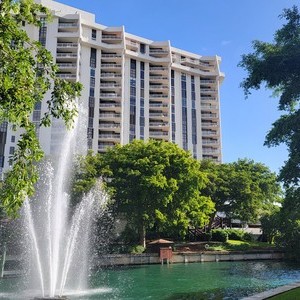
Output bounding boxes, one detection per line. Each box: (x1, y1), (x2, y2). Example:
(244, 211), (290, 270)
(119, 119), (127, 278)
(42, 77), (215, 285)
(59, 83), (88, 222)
(126, 40), (138, 50)
(149, 66), (168, 72)
(100, 73), (122, 79)
(102, 35), (123, 44)
(149, 131), (169, 141)
(98, 134), (120, 140)
(149, 94), (169, 101)
(56, 53), (77, 61)
(202, 122), (219, 128)
(149, 112), (169, 120)
(149, 75), (169, 82)
(201, 88), (217, 93)
(57, 42), (78, 49)
(149, 122), (169, 128)
(99, 103), (121, 112)
(100, 93), (121, 99)
(201, 97), (217, 102)
(99, 113), (121, 120)
(201, 103), (218, 110)
(100, 83), (122, 89)
(202, 130), (218, 137)
(149, 102), (169, 109)
(149, 49), (169, 57)
(98, 123), (121, 130)
(202, 149), (220, 155)
(149, 85), (169, 91)
(201, 113), (218, 119)
(57, 63), (77, 70)
(101, 63), (122, 70)
(58, 22), (78, 32)
(202, 139), (219, 145)
(200, 80), (216, 85)
(57, 73), (77, 81)
(101, 53), (122, 62)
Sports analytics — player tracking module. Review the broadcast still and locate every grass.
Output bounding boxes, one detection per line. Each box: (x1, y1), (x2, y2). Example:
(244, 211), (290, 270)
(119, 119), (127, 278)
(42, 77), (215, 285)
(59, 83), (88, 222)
(208, 239), (276, 251)
(267, 287), (300, 299)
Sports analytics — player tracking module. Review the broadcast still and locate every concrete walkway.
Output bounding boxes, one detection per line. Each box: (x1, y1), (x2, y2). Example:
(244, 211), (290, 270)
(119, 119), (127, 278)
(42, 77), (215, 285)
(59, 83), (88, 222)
(241, 281), (300, 299)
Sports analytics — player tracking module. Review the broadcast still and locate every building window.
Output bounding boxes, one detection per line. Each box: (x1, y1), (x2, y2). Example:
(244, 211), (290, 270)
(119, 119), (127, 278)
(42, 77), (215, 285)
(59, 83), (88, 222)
(39, 17), (47, 47)
(140, 43), (146, 54)
(33, 110), (41, 122)
(11, 136), (15, 143)
(191, 76), (197, 158)
(92, 29), (97, 40)
(90, 48), (97, 68)
(171, 70), (176, 142)
(129, 59), (136, 142)
(9, 147), (15, 155)
(181, 73), (188, 150)
(140, 61), (145, 140)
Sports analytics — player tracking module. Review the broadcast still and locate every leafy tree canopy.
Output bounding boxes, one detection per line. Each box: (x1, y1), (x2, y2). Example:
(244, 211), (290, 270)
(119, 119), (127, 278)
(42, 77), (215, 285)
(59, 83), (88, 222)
(200, 159), (282, 225)
(74, 140), (215, 246)
(0, 0), (82, 216)
(239, 6), (300, 187)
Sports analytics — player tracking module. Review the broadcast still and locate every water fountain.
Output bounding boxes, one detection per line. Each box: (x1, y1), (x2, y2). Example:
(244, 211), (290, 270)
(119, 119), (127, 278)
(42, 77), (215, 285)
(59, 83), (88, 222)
(19, 112), (108, 299)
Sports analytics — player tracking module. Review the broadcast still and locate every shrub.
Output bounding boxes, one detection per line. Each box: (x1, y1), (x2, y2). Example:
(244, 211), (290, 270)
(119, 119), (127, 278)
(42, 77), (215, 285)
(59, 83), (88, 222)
(243, 232), (254, 242)
(129, 245), (145, 254)
(211, 229), (228, 242)
(198, 232), (212, 241)
(225, 229), (245, 241)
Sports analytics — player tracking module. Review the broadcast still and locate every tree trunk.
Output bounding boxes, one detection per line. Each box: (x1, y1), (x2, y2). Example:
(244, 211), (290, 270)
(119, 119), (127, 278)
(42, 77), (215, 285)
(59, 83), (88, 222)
(207, 211), (217, 232)
(139, 223), (146, 248)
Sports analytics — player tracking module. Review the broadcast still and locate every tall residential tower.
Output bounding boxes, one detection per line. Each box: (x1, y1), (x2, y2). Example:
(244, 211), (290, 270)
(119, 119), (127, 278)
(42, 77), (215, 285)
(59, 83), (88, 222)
(0, 0), (224, 173)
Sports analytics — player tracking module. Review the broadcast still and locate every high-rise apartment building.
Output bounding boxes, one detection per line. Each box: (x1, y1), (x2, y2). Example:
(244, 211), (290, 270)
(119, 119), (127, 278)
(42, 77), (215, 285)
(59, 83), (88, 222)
(0, 0), (224, 173)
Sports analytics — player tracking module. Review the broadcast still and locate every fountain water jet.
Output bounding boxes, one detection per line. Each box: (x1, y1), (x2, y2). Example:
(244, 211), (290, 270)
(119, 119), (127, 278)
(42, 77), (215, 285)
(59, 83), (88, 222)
(21, 108), (108, 299)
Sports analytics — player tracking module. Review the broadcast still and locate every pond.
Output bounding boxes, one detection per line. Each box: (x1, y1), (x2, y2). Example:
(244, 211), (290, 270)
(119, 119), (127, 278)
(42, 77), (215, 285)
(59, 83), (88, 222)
(1, 260), (300, 299)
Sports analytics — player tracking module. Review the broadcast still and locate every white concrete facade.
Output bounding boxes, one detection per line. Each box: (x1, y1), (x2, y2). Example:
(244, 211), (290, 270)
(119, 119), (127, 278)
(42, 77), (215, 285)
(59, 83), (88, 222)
(0, 0), (224, 173)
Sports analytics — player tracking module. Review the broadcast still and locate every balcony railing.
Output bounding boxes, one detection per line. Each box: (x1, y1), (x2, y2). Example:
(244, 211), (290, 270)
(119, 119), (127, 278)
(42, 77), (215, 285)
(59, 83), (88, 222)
(100, 93), (120, 98)
(101, 54), (122, 58)
(100, 83), (121, 88)
(58, 23), (78, 28)
(150, 94), (168, 98)
(99, 103), (121, 108)
(99, 113), (121, 118)
(99, 123), (121, 128)
(102, 35), (122, 40)
(57, 43), (78, 48)
(57, 63), (77, 68)
(99, 134), (120, 139)
(56, 53), (77, 58)
(100, 73), (122, 78)
(101, 64), (122, 68)
(149, 85), (169, 90)
(57, 74), (76, 79)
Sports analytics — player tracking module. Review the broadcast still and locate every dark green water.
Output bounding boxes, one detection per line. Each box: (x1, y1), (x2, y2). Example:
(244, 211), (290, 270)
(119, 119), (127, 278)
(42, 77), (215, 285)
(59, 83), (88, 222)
(1, 261), (300, 299)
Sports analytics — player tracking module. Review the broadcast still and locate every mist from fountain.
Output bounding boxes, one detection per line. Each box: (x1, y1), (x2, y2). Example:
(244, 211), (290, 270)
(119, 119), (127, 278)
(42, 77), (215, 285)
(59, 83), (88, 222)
(20, 107), (108, 299)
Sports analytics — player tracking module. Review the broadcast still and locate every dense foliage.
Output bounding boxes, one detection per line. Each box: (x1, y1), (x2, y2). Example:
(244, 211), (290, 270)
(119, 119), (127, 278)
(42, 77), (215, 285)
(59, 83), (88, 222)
(200, 159), (282, 227)
(74, 140), (215, 246)
(240, 6), (300, 259)
(0, 0), (82, 216)
(239, 6), (300, 187)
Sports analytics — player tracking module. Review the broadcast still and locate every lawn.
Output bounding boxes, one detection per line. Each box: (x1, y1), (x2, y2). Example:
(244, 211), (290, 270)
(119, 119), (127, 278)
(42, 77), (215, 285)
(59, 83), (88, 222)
(208, 239), (276, 251)
(267, 287), (300, 299)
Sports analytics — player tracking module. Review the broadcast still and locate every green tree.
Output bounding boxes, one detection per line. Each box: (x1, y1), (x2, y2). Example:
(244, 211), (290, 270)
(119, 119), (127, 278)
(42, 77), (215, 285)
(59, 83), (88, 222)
(239, 6), (300, 186)
(200, 159), (281, 228)
(275, 188), (300, 260)
(0, 0), (82, 216)
(75, 140), (214, 247)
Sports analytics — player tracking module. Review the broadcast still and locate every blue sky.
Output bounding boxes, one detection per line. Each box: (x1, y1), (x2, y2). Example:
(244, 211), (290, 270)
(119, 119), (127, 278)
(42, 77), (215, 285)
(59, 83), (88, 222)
(58, 0), (299, 173)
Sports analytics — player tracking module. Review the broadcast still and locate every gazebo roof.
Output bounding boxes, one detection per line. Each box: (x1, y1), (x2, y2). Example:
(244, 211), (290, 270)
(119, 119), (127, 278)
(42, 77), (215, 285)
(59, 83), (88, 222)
(148, 239), (174, 245)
